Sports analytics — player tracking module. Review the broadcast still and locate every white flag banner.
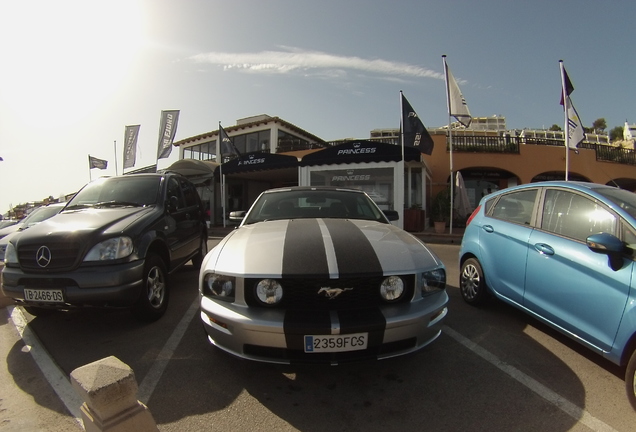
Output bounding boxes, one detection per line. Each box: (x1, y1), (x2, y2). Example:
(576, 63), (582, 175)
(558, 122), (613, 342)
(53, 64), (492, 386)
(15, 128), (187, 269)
(565, 96), (584, 149)
(444, 58), (472, 127)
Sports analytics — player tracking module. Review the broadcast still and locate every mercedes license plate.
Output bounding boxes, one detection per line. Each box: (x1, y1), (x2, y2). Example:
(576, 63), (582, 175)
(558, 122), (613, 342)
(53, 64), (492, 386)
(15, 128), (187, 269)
(24, 289), (64, 303)
(304, 332), (368, 353)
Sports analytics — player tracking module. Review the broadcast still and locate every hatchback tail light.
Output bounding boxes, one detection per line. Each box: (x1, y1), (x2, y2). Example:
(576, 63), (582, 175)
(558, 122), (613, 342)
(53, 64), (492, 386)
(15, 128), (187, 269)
(465, 205), (481, 226)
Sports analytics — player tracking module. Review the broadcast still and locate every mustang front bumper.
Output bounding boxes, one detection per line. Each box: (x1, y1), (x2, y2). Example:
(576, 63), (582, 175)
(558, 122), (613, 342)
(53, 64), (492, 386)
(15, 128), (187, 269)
(200, 291), (448, 365)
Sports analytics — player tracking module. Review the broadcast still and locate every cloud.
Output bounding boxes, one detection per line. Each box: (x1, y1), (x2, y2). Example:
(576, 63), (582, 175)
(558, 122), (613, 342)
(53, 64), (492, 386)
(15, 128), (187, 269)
(189, 47), (444, 81)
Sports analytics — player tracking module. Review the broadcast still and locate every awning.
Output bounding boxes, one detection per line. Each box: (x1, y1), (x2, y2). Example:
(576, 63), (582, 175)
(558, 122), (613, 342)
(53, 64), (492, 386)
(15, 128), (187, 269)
(220, 152), (299, 175)
(299, 140), (421, 166)
(164, 159), (219, 183)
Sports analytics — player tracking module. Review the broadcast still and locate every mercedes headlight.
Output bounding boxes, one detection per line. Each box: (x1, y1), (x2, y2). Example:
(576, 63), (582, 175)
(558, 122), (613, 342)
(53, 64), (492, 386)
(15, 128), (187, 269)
(421, 268), (446, 296)
(4, 243), (17, 264)
(84, 237), (133, 261)
(380, 276), (405, 302)
(202, 274), (235, 301)
(255, 279), (283, 306)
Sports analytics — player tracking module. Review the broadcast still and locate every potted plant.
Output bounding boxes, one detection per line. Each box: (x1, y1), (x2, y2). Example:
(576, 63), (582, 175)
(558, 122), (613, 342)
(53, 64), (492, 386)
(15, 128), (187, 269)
(431, 188), (450, 233)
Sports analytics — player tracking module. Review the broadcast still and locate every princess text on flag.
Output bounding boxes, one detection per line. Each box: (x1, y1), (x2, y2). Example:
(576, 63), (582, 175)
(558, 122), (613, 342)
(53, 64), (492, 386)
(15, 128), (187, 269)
(443, 56), (472, 128)
(400, 93), (434, 155)
(220, 124), (241, 158)
(89, 155), (108, 170)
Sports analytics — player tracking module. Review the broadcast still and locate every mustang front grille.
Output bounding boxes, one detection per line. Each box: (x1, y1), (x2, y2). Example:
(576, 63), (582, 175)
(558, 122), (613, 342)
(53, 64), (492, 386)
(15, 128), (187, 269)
(244, 276), (414, 311)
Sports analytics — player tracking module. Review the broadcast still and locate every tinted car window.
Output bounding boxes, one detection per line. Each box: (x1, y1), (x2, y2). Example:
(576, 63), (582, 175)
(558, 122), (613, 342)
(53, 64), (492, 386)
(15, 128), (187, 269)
(180, 178), (198, 208)
(490, 189), (536, 225)
(167, 177), (185, 210)
(595, 187), (636, 219)
(541, 189), (616, 242)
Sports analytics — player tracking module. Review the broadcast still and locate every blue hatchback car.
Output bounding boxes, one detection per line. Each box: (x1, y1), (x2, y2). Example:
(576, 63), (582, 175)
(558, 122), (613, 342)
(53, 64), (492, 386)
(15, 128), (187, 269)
(458, 181), (636, 408)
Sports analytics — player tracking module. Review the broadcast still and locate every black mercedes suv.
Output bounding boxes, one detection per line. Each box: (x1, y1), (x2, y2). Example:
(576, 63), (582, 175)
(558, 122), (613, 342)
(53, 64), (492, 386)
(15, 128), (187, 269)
(1, 172), (208, 321)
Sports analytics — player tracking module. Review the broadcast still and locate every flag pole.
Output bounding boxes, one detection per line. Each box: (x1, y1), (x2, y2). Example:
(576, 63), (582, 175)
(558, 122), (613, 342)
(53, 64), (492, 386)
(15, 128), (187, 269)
(88, 155), (92, 182)
(443, 55), (454, 234)
(559, 60), (569, 181)
(219, 122), (226, 227)
(113, 140), (118, 176)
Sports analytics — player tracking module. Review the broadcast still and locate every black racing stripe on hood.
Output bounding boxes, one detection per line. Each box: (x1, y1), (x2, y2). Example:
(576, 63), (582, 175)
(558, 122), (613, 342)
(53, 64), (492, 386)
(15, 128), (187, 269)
(283, 310), (331, 351)
(323, 219), (383, 277)
(282, 219), (329, 277)
(338, 308), (386, 348)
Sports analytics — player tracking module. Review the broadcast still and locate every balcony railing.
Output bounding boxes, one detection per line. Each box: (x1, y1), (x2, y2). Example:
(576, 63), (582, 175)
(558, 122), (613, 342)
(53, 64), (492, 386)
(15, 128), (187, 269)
(452, 135), (636, 166)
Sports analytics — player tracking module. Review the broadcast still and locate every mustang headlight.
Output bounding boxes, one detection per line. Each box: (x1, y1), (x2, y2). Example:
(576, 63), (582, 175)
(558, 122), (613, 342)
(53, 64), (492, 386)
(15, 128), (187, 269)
(84, 236), (133, 261)
(255, 279), (283, 306)
(421, 268), (446, 296)
(202, 274), (235, 301)
(380, 276), (405, 302)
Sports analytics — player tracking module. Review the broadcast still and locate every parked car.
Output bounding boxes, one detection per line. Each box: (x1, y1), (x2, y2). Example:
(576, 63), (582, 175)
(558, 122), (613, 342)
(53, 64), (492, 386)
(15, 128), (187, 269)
(0, 205), (67, 240)
(199, 186), (448, 364)
(458, 181), (636, 409)
(0, 220), (18, 230)
(1, 173), (208, 321)
(0, 202), (66, 268)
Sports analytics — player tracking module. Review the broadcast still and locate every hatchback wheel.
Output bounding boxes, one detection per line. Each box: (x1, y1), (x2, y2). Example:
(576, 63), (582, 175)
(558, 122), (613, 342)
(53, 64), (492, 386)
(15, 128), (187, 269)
(133, 254), (168, 322)
(460, 258), (489, 305)
(626, 349), (636, 410)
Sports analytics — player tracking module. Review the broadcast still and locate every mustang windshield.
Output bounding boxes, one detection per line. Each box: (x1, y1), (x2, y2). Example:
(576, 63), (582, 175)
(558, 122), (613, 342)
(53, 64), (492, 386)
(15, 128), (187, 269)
(67, 177), (161, 208)
(244, 189), (388, 224)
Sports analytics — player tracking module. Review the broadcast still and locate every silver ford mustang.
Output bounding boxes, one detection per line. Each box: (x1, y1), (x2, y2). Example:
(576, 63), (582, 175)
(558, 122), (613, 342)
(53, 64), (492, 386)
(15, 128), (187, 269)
(199, 187), (448, 364)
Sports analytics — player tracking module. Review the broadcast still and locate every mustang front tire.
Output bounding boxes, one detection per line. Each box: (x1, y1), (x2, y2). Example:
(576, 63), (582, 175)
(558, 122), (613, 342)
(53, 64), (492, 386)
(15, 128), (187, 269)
(133, 254), (168, 322)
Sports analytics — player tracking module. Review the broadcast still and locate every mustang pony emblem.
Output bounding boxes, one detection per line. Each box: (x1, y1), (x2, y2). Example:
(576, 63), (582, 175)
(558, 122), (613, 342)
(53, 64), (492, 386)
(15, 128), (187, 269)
(318, 287), (353, 299)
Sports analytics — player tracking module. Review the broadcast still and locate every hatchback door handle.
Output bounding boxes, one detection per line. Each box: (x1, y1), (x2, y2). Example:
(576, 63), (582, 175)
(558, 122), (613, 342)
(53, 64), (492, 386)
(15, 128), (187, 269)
(534, 243), (554, 255)
(482, 225), (494, 233)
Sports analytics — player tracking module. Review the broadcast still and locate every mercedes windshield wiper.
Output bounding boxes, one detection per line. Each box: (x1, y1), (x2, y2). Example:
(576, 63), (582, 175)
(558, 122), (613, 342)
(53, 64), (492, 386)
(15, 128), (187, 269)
(64, 203), (95, 210)
(94, 201), (144, 208)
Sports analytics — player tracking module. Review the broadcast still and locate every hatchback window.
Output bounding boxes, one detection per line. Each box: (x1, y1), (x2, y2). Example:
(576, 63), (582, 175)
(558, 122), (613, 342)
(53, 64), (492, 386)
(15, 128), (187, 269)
(541, 189), (616, 241)
(490, 189), (536, 225)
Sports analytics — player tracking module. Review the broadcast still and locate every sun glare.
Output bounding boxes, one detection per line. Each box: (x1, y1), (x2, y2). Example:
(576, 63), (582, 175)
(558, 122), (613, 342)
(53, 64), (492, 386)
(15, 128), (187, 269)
(1, 0), (144, 129)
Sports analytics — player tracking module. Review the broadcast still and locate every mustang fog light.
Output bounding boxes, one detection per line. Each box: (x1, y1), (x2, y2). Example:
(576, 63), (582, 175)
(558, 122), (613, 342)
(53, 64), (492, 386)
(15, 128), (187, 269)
(421, 268), (446, 296)
(203, 274), (235, 301)
(255, 279), (283, 306)
(380, 276), (405, 302)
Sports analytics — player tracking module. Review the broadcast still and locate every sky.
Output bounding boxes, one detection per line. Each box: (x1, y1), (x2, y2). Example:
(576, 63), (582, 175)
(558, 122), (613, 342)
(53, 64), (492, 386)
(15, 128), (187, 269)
(1, 0), (635, 214)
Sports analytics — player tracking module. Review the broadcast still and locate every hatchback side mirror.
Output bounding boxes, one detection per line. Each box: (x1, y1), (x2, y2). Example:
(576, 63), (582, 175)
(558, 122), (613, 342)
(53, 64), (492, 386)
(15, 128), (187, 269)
(383, 210), (399, 221)
(586, 233), (625, 271)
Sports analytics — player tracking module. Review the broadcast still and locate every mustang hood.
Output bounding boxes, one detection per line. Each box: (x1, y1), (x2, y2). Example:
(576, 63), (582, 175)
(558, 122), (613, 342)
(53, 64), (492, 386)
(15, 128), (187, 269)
(212, 219), (441, 278)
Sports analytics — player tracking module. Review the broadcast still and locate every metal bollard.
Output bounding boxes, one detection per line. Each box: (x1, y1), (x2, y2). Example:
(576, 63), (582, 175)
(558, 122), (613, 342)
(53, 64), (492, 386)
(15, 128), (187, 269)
(70, 356), (158, 432)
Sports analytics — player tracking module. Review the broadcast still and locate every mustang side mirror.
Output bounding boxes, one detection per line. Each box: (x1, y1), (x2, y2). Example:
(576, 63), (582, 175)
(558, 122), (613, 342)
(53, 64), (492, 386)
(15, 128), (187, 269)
(586, 232), (625, 271)
(229, 211), (246, 222)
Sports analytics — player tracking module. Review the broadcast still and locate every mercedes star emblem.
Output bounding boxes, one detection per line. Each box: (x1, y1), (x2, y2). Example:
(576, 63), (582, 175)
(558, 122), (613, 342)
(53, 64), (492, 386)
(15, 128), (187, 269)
(36, 246), (52, 268)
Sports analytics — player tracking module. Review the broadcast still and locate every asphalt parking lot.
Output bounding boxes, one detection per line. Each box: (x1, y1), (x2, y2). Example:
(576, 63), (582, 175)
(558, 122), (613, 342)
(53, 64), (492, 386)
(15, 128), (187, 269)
(1, 240), (634, 431)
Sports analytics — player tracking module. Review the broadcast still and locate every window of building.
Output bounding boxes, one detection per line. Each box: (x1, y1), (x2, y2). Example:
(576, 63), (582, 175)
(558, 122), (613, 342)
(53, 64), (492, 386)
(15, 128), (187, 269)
(183, 141), (215, 161)
(310, 167), (394, 210)
(278, 130), (309, 152)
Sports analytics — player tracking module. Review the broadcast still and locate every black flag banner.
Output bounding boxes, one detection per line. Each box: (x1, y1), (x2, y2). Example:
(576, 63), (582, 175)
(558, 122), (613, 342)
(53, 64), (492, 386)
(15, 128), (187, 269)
(157, 110), (180, 160)
(89, 155), (108, 170)
(401, 93), (434, 155)
(123, 125), (140, 169)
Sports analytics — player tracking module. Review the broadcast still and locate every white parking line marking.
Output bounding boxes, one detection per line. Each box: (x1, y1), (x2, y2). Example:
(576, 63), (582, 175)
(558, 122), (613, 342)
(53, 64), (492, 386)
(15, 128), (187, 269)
(138, 297), (200, 404)
(443, 325), (618, 432)
(9, 306), (84, 428)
